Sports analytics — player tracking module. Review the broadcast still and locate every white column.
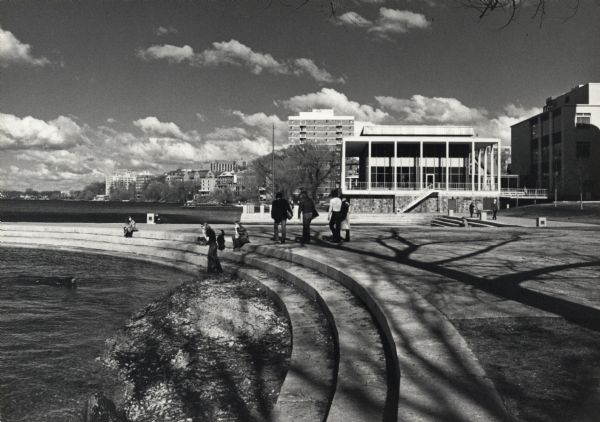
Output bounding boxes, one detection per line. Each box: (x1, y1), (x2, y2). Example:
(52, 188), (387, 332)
(490, 146), (495, 190)
(367, 140), (372, 190)
(484, 147), (488, 190)
(497, 142), (502, 193)
(341, 140), (347, 193)
(419, 141), (424, 190)
(445, 141), (450, 191)
(478, 149), (482, 191)
(471, 142), (475, 192)
(393, 141), (397, 192)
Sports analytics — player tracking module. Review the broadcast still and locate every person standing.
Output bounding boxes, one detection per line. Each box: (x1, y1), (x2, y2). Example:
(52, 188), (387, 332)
(271, 191), (293, 244)
(297, 190), (316, 244)
(340, 197), (351, 242)
(469, 202), (475, 218)
(492, 198), (498, 220)
(327, 189), (342, 243)
(203, 223), (223, 273)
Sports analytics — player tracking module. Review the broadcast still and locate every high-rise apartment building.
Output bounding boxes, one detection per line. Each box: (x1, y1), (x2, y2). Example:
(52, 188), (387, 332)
(511, 83), (600, 199)
(105, 169), (136, 195)
(288, 109), (354, 145)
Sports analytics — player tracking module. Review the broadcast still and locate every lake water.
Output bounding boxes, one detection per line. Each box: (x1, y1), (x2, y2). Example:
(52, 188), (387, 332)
(0, 247), (193, 422)
(0, 199), (242, 223)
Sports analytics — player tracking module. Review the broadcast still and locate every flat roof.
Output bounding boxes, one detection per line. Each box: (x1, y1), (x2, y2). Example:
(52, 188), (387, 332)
(361, 125), (475, 136)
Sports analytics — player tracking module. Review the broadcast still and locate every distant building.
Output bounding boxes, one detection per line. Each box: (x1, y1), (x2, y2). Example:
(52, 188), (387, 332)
(195, 170), (216, 196)
(288, 109), (354, 145)
(511, 83), (600, 199)
(288, 109), (355, 196)
(341, 125), (505, 213)
(215, 171), (237, 191)
(106, 169), (136, 195)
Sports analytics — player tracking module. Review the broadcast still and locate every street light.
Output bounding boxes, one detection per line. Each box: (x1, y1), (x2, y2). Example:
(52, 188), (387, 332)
(554, 171), (559, 207)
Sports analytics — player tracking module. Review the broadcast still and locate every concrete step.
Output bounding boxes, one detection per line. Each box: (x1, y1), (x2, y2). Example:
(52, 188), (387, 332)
(223, 250), (390, 422)
(234, 267), (336, 422)
(248, 244), (509, 422)
(430, 217), (462, 227)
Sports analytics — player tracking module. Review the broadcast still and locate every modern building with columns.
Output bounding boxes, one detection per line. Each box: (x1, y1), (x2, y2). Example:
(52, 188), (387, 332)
(511, 83), (600, 200)
(341, 125), (503, 213)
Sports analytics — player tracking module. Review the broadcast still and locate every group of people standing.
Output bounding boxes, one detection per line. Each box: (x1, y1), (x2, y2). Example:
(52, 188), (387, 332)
(271, 189), (351, 245)
(201, 189), (352, 274)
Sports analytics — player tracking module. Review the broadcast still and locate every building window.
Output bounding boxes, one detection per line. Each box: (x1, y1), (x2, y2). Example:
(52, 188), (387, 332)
(531, 121), (538, 138)
(576, 113), (591, 127)
(576, 142), (590, 159)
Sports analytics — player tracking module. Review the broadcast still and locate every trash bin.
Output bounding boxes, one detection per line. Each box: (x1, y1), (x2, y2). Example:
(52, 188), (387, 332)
(147, 212), (156, 224)
(480, 211), (488, 221)
(536, 217), (547, 227)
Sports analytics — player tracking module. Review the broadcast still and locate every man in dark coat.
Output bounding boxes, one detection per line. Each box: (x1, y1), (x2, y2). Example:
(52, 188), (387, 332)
(492, 199), (498, 220)
(297, 190), (316, 244)
(271, 191), (293, 244)
(202, 223), (223, 273)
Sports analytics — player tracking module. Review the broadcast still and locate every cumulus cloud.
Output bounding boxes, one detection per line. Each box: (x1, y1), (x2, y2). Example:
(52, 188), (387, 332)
(232, 110), (287, 140)
(376, 94), (488, 123)
(136, 44), (194, 63)
(0, 26), (50, 67)
(292, 58), (346, 84)
(137, 39), (344, 84)
(205, 126), (249, 141)
(133, 116), (188, 140)
(482, 104), (542, 145)
(334, 8), (430, 40)
(0, 113), (87, 150)
(194, 39), (286, 74)
(336, 11), (373, 28)
(155, 26), (178, 36)
(279, 88), (388, 123)
(370, 8), (430, 38)
(375, 94), (540, 145)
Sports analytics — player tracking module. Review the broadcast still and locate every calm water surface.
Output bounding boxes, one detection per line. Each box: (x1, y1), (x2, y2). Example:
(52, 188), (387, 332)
(0, 247), (193, 422)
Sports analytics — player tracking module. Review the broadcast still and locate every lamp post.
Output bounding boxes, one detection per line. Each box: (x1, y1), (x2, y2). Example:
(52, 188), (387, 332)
(554, 171), (558, 207)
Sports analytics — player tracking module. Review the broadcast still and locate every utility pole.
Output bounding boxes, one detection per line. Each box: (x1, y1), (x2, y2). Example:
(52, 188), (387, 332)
(272, 123), (275, 198)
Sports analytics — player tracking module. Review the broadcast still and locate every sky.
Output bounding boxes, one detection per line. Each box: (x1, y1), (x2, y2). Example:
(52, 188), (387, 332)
(1, 0), (599, 191)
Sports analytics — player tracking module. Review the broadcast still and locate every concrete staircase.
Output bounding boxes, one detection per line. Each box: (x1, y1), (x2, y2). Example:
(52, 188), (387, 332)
(431, 215), (512, 228)
(397, 187), (439, 213)
(0, 223), (508, 422)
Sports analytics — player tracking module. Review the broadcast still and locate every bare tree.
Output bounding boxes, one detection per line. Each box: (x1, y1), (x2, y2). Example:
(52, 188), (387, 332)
(456, 0), (581, 26)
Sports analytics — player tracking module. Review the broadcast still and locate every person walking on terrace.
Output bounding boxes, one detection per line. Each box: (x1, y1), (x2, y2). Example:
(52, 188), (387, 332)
(271, 191), (293, 244)
(327, 189), (342, 243)
(469, 202), (475, 218)
(340, 197), (351, 242)
(492, 198), (498, 220)
(297, 190), (317, 244)
(202, 223), (222, 274)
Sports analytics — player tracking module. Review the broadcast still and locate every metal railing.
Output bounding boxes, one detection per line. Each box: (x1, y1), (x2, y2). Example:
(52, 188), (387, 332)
(501, 188), (548, 198)
(345, 180), (500, 192)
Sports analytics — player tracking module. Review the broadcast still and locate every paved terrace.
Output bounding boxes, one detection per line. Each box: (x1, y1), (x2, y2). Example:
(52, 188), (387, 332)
(2, 219), (600, 421)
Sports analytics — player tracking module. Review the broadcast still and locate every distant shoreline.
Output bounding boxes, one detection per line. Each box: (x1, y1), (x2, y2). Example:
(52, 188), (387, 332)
(0, 199), (242, 224)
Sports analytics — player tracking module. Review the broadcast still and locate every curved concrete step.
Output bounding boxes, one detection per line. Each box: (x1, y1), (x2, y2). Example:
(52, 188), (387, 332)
(224, 250), (390, 422)
(235, 267), (336, 422)
(246, 243), (509, 422)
